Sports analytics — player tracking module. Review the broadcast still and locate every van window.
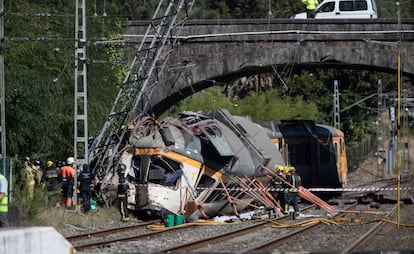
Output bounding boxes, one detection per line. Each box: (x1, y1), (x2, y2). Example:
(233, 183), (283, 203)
(339, 1), (354, 11)
(319, 2), (335, 12)
(339, 0), (368, 11)
(371, 0), (377, 12)
(354, 1), (368, 10)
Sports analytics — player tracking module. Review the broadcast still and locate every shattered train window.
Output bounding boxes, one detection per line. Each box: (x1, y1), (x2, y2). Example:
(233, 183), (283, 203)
(148, 157), (183, 186)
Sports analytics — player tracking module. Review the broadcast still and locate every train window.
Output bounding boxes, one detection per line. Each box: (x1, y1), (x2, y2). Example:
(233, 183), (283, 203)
(205, 182), (239, 202)
(129, 156), (141, 182)
(205, 190), (223, 202)
(198, 175), (216, 188)
(227, 183), (239, 197)
(148, 157), (183, 186)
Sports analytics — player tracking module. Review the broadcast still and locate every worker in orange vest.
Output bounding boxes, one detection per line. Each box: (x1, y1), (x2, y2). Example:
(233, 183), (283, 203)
(59, 157), (76, 209)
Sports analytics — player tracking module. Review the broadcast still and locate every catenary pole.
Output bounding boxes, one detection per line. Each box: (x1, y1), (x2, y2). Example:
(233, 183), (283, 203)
(74, 0), (88, 206)
(396, 0), (402, 229)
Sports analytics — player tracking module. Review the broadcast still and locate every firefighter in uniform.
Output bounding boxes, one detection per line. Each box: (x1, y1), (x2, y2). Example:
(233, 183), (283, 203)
(271, 165), (286, 211)
(283, 166), (302, 216)
(21, 159), (35, 198)
(41, 160), (60, 206)
(117, 163), (130, 222)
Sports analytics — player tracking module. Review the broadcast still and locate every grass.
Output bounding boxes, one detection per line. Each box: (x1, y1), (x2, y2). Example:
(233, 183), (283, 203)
(30, 206), (121, 236)
(11, 184), (123, 236)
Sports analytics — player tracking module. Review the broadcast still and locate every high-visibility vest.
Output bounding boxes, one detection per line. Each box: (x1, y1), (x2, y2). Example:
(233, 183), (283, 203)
(302, 0), (318, 10)
(59, 166), (75, 182)
(0, 174), (8, 213)
(22, 166), (35, 186)
(284, 173), (302, 193)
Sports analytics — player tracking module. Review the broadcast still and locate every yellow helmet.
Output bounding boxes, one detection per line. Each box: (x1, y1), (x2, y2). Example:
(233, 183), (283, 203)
(276, 165), (284, 172)
(284, 166), (295, 174)
(283, 166), (291, 175)
(46, 160), (54, 167)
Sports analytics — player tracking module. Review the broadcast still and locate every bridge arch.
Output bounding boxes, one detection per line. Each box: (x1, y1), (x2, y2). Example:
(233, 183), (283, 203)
(124, 19), (414, 116)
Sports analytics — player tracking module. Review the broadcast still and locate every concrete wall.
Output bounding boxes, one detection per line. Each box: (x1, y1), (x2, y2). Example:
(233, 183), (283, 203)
(0, 227), (74, 254)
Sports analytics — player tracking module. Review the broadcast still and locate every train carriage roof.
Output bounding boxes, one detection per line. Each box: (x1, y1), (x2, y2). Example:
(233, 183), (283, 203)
(256, 120), (342, 139)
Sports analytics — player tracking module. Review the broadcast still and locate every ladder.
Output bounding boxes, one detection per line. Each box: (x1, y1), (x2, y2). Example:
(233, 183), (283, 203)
(89, 0), (195, 182)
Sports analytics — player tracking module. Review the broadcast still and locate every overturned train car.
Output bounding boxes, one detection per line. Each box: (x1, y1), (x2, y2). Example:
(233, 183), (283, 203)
(257, 120), (348, 191)
(119, 109), (286, 220)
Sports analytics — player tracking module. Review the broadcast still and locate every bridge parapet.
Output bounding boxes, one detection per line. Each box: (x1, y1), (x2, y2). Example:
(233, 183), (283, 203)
(127, 18), (414, 37)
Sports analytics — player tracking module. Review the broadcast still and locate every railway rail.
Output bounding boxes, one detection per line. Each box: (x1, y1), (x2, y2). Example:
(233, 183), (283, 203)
(151, 205), (317, 254)
(66, 220), (157, 242)
(68, 221), (162, 251)
(68, 178), (413, 253)
(341, 178), (414, 253)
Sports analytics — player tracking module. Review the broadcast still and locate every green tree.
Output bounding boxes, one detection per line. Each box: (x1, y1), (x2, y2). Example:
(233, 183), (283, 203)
(169, 86), (320, 121)
(4, 0), (124, 160)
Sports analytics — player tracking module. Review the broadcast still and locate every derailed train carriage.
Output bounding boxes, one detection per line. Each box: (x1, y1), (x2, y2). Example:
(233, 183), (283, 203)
(257, 120), (348, 190)
(108, 109), (347, 220)
(118, 109), (286, 220)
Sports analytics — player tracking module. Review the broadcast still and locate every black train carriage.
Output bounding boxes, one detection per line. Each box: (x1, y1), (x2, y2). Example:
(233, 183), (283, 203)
(257, 120), (347, 197)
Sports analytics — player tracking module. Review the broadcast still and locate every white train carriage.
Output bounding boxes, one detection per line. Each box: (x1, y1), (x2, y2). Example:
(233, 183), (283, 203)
(120, 109), (285, 220)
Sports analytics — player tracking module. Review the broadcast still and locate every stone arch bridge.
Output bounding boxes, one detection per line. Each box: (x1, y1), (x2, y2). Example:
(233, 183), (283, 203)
(125, 19), (414, 116)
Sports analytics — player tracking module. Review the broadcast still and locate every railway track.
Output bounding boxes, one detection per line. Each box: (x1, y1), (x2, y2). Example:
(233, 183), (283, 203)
(68, 178), (413, 253)
(68, 205), (314, 252)
(146, 205), (321, 253)
(245, 179), (413, 253)
(340, 204), (396, 253)
(151, 180), (410, 253)
(155, 203), (360, 253)
(341, 178), (414, 253)
(68, 220), (162, 251)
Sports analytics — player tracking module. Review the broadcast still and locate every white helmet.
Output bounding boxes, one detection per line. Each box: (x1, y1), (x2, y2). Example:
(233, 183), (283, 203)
(66, 157), (75, 165)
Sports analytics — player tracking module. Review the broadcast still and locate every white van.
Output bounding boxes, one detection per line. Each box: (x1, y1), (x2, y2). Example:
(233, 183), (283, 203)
(290, 0), (378, 19)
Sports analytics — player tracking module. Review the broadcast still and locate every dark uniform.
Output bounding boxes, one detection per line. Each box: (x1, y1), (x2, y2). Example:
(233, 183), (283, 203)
(283, 167), (302, 215)
(117, 164), (129, 222)
(41, 161), (60, 206)
(79, 164), (95, 213)
(271, 172), (285, 210)
(41, 161), (60, 192)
